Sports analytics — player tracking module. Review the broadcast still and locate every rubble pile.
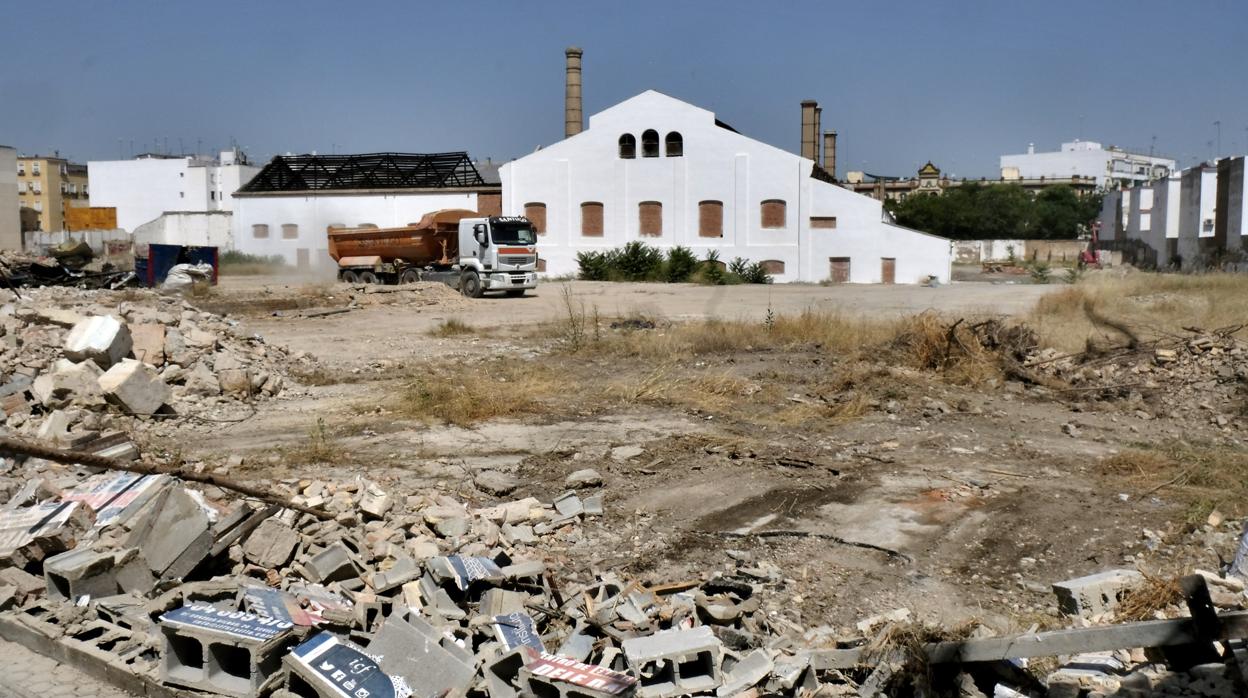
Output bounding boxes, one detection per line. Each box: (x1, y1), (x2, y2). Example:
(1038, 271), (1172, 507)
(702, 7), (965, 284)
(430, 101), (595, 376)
(1, 287), (304, 444)
(1, 445), (1247, 697)
(0, 246), (136, 289)
(1024, 330), (1248, 427)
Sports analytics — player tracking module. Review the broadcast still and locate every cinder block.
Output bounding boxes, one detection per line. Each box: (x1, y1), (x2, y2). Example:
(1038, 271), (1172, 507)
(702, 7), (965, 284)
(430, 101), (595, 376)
(64, 315), (132, 369)
(520, 652), (638, 698)
(371, 556), (419, 593)
(368, 613), (475, 698)
(1052, 569), (1144, 616)
(303, 542), (359, 584)
(160, 603), (295, 697)
(98, 358), (171, 415)
(622, 626), (723, 698)
(44, 547), (119, 602)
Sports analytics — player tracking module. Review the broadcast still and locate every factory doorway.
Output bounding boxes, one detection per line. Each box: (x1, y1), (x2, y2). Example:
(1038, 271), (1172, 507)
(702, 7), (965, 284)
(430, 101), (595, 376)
(881, 257), (896, 284)
(829, 257), (850, 283)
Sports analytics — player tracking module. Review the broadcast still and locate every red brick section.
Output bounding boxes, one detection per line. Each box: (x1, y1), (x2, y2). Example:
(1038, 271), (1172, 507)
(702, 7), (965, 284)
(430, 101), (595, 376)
(810, 216), (837, 229)
(477, 193), (502, 217)
(761, 200), (786, 228)
(282, 224), (298, 239)
(524, 203), (547, 234)
(639, 201), (662, 236)
(252, 224), (269, 239)
(761, 260), (785, 274)
(581, 202), (604, 236)
(698, 201), (722, 237)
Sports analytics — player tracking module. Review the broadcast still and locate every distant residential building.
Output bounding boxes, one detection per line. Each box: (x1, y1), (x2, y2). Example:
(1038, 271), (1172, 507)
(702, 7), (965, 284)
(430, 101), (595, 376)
(231, 152), (501, 269)
(87, 149), (261, 233)
(0, 146), (18, 249)
(1001, 140), (1174, 188)
(1101, 156), (1247, 270)
(16, 155), (90, 233)
(844, 161), (1098, 202)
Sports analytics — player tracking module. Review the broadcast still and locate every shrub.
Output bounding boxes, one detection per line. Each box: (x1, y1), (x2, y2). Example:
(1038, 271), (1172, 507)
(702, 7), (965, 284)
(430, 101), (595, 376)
(576, 251), (612, 281)
(728, 257), (751, 278)
(1028, 261), (1052, 284)
(664, 246), (699, 282)
(740, 261), (773, 285)
(613, 241), (664, 281)
(702, 250), (726, 285)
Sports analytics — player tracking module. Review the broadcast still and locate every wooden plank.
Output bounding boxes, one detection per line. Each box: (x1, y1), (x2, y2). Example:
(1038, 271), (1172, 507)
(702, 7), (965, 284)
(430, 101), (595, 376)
(809, 611), (1248, 669)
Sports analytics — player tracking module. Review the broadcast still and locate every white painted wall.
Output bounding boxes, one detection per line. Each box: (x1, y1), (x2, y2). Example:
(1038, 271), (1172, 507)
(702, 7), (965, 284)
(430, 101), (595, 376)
(0, 146), (18, 250)
(132, 212), (233, 253)
(231, 191), (481, 267)
(1000, 140), (1174, 187)
(500, 90), (951, 284)
(1176, 166), (1217, 268)
(88, 156), (260, 233)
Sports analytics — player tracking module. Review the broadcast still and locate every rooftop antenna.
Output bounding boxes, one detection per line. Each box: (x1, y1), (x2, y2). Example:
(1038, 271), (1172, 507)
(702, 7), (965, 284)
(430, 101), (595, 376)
(1213, 121), (1221, 159)
(1149, 135), (1156, 157)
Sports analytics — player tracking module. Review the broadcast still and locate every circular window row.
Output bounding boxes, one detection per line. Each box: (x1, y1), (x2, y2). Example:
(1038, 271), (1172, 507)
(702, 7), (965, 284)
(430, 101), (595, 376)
(619, 130), (682, 159)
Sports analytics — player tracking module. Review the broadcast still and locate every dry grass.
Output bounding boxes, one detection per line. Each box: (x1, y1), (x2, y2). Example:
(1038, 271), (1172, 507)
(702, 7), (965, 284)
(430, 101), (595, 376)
(429, 318), (475, 337)
(607, 366), (754, 412)
(1031, 272), (1248, 353)
(281, 418), (346, 463)
(858, 619), (982, 694)
(392, 363), (564, 426)
(1115, 573), (1183, 622)
(1100, 442), (1248, 516)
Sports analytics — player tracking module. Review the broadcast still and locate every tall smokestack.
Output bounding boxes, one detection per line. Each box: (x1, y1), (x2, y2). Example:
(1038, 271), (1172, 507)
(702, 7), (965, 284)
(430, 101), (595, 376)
(824, 131), (838, 178)
(565, 47), (584, 138)
(813, 107), (822, 165)
(800, 100), (817, 161)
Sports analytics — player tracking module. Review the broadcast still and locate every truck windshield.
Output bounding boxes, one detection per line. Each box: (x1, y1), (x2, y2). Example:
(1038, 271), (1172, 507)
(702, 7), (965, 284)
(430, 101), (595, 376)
(491, 224), (537, 245)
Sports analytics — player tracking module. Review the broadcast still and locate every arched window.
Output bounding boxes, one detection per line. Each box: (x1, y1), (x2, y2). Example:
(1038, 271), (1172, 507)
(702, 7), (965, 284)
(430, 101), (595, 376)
(524, 203), (547, 234)
(618, 134), (636, 159)
(581, 202), (604, 237)
(665, 132), (683, 157)
(698, 200), (723, 238)
(641, 130), (660, 158)
(639, 201), (662, 236)
(760, 199), (787, 229)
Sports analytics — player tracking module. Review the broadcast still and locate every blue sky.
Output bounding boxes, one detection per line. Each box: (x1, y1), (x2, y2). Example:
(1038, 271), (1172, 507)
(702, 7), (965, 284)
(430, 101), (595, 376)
(3, 1), (1245, 177)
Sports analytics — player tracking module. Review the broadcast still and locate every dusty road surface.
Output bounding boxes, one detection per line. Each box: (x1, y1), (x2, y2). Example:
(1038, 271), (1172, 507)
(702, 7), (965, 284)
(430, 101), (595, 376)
(140, 272), (1244, 633)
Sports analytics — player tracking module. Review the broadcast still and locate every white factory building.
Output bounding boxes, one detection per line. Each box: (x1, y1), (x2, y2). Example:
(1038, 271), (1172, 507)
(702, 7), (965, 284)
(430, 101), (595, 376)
(230, 152), (500, 269)
(88, 150), (261, 233)
(1001, 140), (1174, 189)
(500, 90), (952, 284)
(0, 145), (18, 250)
(1101, 156), (1247, 270)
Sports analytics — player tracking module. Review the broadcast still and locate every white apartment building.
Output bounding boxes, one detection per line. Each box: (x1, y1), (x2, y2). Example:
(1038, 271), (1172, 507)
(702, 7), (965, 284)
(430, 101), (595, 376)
(87, 150), (260, 233)
(1002, 140), (1174, 189)
(0, 146), (18, 250)
(500, 90), (952, 284)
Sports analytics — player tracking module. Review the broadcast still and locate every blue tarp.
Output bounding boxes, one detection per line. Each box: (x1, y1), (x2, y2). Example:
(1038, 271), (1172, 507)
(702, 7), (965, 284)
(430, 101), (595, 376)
(136, 244), (219, 287)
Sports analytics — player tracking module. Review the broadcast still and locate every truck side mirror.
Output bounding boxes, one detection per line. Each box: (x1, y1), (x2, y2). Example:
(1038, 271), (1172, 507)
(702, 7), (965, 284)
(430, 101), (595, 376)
(473, 225), (488, 246)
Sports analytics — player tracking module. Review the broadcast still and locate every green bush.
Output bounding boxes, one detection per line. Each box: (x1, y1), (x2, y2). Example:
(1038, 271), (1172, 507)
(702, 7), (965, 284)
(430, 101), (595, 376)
(702, 250), (726, 285)
(664, 246), (699, 282)
(740, 261), (773, 284)
(1029, 261), (1052, 284)
(613, 241), (664, 280)
(219, 250), (285, 266)
(576, 251), (612, 281)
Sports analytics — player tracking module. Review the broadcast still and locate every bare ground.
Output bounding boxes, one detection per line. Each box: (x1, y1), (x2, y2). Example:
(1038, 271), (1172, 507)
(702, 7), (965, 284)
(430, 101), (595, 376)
(142, 276), (1241, 634)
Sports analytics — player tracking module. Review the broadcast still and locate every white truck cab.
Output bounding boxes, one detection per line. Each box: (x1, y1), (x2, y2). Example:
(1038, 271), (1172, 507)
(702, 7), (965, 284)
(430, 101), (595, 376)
(455, 216), (539, 297)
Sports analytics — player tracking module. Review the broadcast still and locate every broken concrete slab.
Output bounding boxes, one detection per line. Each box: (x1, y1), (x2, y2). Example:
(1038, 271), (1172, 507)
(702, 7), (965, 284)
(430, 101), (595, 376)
(717, 649), (773, 696)
(566, 468), (604, 488)
(1052, 569), (1145, 617)
(371, 556), (420, 593)
(369, 613), (475, 698)
(129, 322), (166, 366)
(63, 315), (132, 369)
(475, 469), (522, 496)
(30, 358), (104, 407)
(98, 358), (172, 415)
(124, 485), (212, 580)
(242, 518), (299, 569)
(302, 542), (359, 584)
(554, 491), (584, 518)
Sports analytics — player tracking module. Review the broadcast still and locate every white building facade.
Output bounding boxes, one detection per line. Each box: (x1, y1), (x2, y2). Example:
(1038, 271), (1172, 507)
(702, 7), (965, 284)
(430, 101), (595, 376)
(0, 146), (18, 250)
(87, 150), (260, 233)
(500, 91), (951, 284)
(230, 152), (500, 269)
(1001, 140), (1174, 189)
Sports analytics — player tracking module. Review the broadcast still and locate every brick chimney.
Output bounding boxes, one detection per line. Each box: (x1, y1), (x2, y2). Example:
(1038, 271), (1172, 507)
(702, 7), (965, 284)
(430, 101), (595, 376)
(565, 47), (584, 138)
(824, 131), (838, 178)
(800, 100), (817, 161)
(814, 107), (822, 165)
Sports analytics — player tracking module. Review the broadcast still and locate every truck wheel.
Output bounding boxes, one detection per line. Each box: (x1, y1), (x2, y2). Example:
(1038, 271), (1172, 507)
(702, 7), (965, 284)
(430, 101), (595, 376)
(505, 289), (525, 298)
(358, 271), (379, 284)
(399, 269), (421, 284)
(340, 270), (359, 283)
(461, 271), (483, 298)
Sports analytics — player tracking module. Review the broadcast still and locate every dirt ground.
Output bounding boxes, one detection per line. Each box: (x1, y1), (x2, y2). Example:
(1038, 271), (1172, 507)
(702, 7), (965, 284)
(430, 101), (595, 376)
(145, 275), (1240, 634)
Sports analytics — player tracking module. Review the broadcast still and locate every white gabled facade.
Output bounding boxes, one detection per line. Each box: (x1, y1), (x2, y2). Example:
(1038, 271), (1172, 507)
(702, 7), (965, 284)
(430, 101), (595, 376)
(500, 91), (951, 284)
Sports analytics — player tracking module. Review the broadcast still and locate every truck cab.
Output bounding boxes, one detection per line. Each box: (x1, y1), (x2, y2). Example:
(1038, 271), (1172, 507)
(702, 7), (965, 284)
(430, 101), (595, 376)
(456, 216), (539, 297)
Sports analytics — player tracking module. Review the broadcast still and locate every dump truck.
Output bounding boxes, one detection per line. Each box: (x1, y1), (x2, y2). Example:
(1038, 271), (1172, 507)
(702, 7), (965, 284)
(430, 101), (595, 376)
(327, 209), (539, 297)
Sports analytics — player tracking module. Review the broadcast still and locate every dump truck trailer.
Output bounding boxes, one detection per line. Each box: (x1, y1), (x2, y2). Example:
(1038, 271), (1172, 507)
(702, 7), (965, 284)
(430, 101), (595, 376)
(327, 209), (538, 297)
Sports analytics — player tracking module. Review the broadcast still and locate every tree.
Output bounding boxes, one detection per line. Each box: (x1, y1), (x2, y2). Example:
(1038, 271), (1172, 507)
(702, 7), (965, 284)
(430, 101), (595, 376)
(890, 183), (1099, 240)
